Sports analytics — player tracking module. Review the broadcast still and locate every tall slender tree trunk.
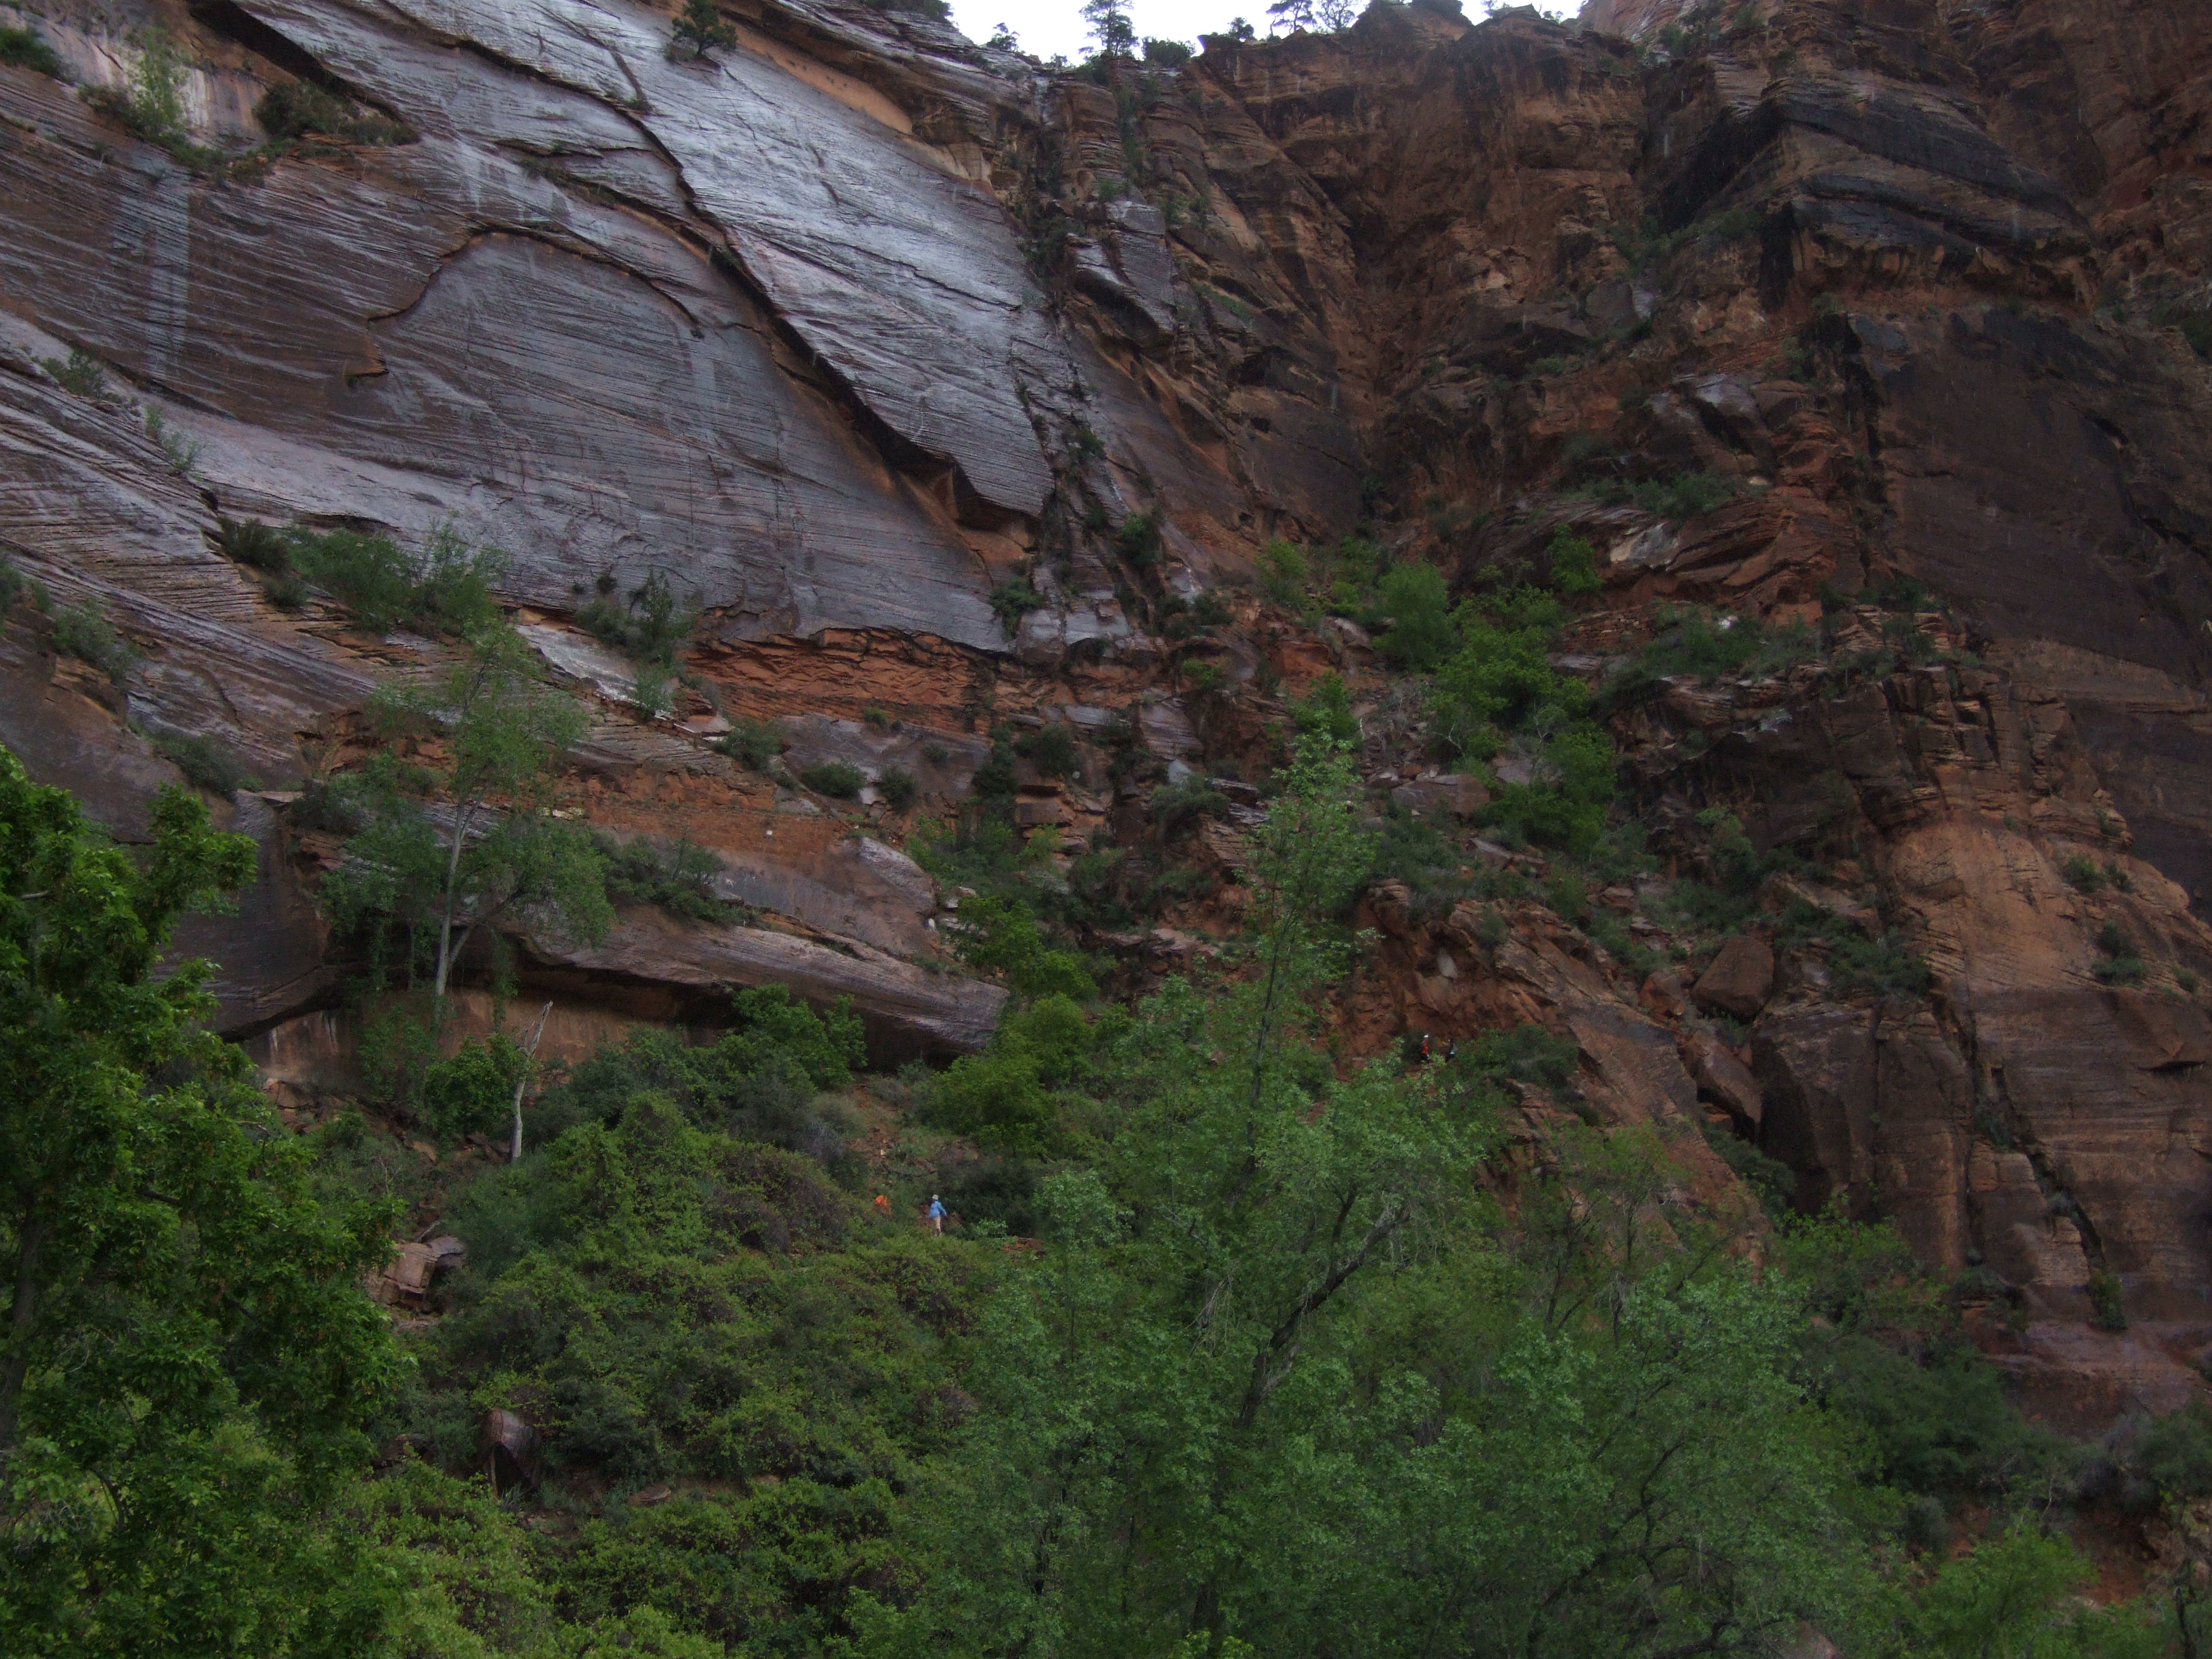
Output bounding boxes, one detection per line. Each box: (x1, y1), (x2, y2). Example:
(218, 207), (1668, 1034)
(510, 1002), (553, 1163)
(433, 803), (473, 1002)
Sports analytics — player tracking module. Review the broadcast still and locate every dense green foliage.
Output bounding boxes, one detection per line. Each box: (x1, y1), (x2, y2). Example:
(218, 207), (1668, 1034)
(6, 671), (2199, 1659)
(797, 760), (866, 799)
(0, 745), (402, 1655)
(254, 79), (412, 145)
(218, 521), (507, 637)
(49, 599), (141, 682)
(579, 572), (698, 680)
(0, 22), (62, 75)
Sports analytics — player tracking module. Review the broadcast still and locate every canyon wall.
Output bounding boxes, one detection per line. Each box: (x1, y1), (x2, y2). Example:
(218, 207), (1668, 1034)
(3, 0), (2212, 1419)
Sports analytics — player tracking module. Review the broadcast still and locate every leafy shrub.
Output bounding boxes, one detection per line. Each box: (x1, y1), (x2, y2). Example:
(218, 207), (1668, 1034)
(1819, 1331), (2078, 1497)
(1462, 1022), (1580, 1092)
(540, 987), (862, 1153)
(1370, 805), (1486, 920)
(798, 760), (865, 799)
(602, 836), (727, 923)
(579, 571), (696, 670)
(2137, 1402), (2212, 1500)
(2092, 917), (2145, 985)
(1547, 526), (1603, 595)
(0, 22), (63, 76)
(927, 1050), (1053, 1152)
(1324, 533), (1384, 616)
(1589, 914), (1660, 976)
(715, 717), (786, 771)
(1260, 538), (1308, 606)
(1293, 672), (1358, 746)
(939, 1157), (1040, 1236)
(287, 523), (505, 637)
(262, 569), (309, 609)
(1017, 723), (1080, 780)
(988, 576), (1044, 635)
(1374, 561), (1456, 672)
(1831, 930), (1932, 998)
(1700, 1117), (1796, 1211)
(926, 996), (1097, 1155)
(1152, 778), (1230, 836)
(970, 738), (1019, 801)
(1483, 727), (1618, 856)
(44, 348), (108, 400)
(1142, 36), (1193, 65)
(419, 1034), (528, 1145)
(1603, 608), (1813, 706)
(1603, 471), (1740, 523)
(1429, 609), (1578, 762)
(144, 408), (200, 476)
(2060, 855), (2105, 893)
(254, 79), (412, 144)
(218, 516), (291, 571)
(149, 729), (256, 798)
(1115, 509), (1163, 566)
(49, 601), (139, 681)
(722, 985), (865, 1088)
(879, 768), (918, 811)
(944, 892), (1096, 999)
(84, 27), (188, 150)
(2090, 1268), (2128, 1331)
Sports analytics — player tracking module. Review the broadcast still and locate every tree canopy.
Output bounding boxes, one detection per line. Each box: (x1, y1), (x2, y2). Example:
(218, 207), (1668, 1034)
(0, 744), (402, 1656)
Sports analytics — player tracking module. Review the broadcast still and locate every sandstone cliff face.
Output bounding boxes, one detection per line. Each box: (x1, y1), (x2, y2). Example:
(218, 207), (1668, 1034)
(4, 0), (2212, 1417)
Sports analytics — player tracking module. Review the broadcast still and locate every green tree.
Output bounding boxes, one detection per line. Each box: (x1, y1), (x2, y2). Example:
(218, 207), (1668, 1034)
(672, 0), (736, 59)
(320, 627), (611, 1003)
(1241, 731), (1371, 1110)
(1911, 1526), (2158, 1658)
(0, 744), (403, 1655)
(1374, 560), (1457, 672)
(1083, 0), (1135, 59)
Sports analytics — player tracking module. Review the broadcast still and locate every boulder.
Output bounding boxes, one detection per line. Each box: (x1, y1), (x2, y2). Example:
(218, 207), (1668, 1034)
(1684, 1028), (1763, 1129)
(483, 1410), (542, 1495)
(1691, 935), (1775, 1018)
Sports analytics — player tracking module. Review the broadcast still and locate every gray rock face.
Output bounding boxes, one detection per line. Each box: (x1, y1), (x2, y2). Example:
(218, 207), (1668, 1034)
(244, 0), (1059, 518)
(0, 9), (1017, 647)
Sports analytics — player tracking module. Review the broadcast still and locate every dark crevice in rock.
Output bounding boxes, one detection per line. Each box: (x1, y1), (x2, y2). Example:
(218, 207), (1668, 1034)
(186, 0), (418, 133)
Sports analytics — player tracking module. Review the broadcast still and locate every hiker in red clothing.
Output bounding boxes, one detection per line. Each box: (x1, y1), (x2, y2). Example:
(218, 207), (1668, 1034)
(873, 1193), (893, 1220)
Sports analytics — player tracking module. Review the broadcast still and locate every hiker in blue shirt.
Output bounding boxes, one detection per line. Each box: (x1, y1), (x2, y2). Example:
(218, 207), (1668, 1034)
(928, 1194), (946, 1234)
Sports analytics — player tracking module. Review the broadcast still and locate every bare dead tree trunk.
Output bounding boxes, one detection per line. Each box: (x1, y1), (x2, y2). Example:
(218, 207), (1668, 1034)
(510, 1001), (553, 1163)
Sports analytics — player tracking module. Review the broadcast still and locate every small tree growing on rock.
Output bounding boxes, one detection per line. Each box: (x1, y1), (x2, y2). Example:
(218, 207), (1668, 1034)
(321, 626), (610, 1005)
(672, 0), (736, 60)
